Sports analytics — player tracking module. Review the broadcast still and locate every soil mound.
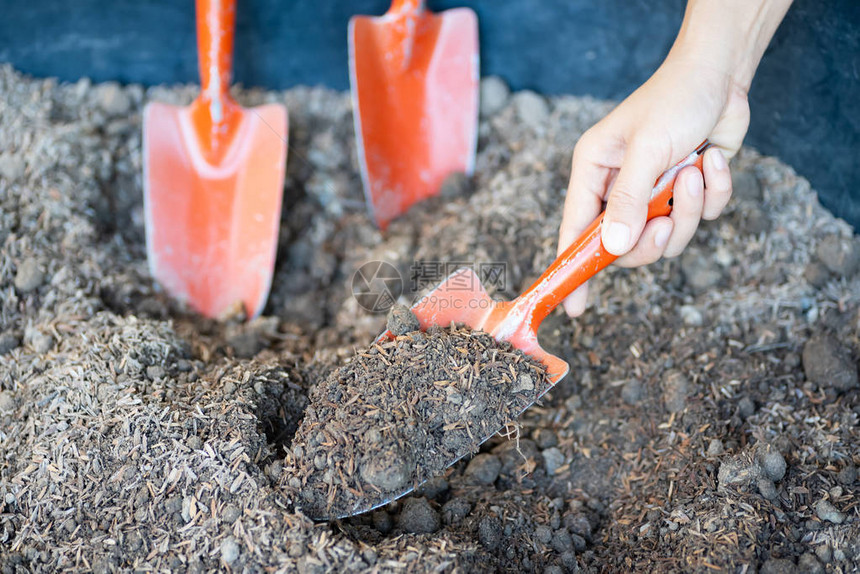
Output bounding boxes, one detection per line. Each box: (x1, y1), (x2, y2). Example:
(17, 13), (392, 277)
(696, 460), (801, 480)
(286, 315), (550, 519)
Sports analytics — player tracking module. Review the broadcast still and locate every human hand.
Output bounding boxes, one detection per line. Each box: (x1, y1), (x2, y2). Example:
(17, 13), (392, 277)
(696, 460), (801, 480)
(557, 0), (792, 317)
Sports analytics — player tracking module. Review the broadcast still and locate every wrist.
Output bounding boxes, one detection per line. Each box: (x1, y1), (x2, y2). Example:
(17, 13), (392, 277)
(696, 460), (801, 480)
(670, 0), (793, 92)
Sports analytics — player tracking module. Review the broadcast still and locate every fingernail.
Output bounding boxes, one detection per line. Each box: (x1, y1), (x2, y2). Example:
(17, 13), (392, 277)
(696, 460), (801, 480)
(709, 148), (728, 172)
(655, 224), (671, 248)
(686, 172), (702, 198)
(602, 221), (630, 254)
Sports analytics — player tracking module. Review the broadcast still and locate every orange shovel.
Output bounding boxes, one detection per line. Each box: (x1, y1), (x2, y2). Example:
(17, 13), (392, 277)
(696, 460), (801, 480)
(143, 0), (288, 319)
(349, 0), (479, 229)
(381, 143), (711, 382)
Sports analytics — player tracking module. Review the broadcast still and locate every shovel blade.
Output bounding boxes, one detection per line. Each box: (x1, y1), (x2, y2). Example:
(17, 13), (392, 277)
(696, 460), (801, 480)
(380, 267), (570, 384)
(349, 7), (479, 229)
(143, 102), (287, 318)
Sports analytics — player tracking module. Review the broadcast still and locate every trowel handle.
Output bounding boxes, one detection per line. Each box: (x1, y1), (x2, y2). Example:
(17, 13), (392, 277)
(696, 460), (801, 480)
(521, 141), (711, 326)
(383, 0), (425, 72)
(390, 0), (424, 13)
(196, 0), (236, 103)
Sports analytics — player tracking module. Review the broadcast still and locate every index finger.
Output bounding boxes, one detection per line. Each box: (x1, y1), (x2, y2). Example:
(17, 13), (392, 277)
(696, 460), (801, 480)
(600, 141), (668, 256)
(558, 142), (613, 255)
(557, 138), (615, 317)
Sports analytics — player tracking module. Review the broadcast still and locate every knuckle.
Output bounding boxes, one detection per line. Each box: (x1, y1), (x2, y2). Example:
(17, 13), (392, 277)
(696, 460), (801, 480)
(702, 191), (731, 221)
(618, 246), (659, 268)
(709, 171), (732, 196)
(702, 188), (731, 220)
(607, 186), (643, 213)
(701, 208), (723, 221)
(662, 244), (684, 259)
(572, 131), (597, 163)
(679, 198), (703, 219)
(630, 134), (672, 166)
(677, 176), (704, 215)
(663, 237), (693, 259)
(640, 250), (662, 266)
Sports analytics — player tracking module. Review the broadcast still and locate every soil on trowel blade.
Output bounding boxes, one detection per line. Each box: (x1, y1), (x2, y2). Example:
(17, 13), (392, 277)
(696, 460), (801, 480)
(285, 308), (551, 519)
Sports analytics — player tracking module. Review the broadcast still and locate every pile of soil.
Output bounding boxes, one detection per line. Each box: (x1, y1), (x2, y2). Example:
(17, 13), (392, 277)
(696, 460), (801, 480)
(1, 64), (859, 572)
(287, 308), (551, 520)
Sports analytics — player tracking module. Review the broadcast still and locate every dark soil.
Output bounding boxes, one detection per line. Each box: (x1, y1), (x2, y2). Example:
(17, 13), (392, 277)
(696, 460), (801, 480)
(286, 310), (550, 519)
(1, 64), (859, 572)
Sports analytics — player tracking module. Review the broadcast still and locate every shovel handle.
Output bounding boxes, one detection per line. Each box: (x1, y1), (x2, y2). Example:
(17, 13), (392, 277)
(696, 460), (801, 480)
(390, 0), (424, 13)
(519, 141), (712, 327)
(196, 0), (236, 112)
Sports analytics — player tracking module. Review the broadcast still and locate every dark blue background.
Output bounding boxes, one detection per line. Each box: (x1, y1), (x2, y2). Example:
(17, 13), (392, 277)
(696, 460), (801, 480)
(2, 0), (858, 229)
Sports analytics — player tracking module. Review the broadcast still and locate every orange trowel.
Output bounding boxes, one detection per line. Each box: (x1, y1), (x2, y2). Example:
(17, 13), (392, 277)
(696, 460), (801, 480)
(382, 144), (711, 388)
(349, 0), (479, 229)
(143, 0), (288, 319)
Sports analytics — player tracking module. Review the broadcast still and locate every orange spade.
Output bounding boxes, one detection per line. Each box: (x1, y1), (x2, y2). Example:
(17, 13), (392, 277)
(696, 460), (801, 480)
(143, 0), (288, 319)
(349, 0), (479, 229)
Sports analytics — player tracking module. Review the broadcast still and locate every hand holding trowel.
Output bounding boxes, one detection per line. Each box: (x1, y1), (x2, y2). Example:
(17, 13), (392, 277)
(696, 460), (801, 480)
(384, 143), (712, 382)
(349, 0), (479, 229)
(143, 0), (288, 319)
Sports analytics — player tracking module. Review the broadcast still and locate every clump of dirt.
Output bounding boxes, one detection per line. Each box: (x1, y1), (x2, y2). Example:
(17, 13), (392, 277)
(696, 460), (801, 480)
(386, 302), (421, 335)
(285, 308), (551, 519)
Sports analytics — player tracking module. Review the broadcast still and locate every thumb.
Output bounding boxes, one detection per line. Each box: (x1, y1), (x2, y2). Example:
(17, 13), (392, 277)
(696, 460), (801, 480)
(601, 143), (667, 256)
